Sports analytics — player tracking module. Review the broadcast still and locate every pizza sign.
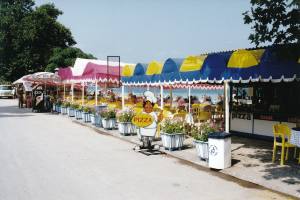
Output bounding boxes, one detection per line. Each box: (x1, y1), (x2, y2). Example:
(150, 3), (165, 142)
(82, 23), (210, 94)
(132, 113), (154, 127)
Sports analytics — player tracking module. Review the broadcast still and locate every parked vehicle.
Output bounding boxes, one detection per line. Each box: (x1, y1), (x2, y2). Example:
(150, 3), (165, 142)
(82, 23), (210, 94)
(0, 85), (14, 98)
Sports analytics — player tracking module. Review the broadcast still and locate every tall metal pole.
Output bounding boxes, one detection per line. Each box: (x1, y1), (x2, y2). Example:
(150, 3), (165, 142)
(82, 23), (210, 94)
(71, 83), (74, 102)
(63, 83), (66, 101)
(81, 82), (84, 106)
(188, 86), (191, 114)
(121, 85), (125, 110)
(224, 81), (230, 133)
(95, 79), (98, 106)
(160, 85), (164, 110)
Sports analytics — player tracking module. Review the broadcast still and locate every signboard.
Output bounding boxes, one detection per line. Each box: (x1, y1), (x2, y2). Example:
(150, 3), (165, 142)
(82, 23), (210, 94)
(32, 85), (44, 111)
(132, 113), (154, 128)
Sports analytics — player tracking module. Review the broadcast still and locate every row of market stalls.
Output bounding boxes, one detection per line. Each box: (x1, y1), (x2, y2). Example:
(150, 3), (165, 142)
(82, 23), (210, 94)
(119, 44), (300, 138)
(14, 44), (300, 139)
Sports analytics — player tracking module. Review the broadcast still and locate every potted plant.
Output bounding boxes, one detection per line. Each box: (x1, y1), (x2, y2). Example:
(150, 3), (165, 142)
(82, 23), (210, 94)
(100, 109), (116, 129)
(68, 103), (76, 117)
(61, 101), (70, 115)
(117, 109), (136, 135)
(55, 100), (62, 113)
(82, 106), (91, 123)
(75, 105), (83, 120)
(160, 118), (185, 151)
(193, 122), (218, 161)
(90, 107), (102, 127)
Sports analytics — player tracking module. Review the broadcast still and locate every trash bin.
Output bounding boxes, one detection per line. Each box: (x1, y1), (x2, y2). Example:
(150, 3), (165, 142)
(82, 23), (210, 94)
(208, 132), (232, 169)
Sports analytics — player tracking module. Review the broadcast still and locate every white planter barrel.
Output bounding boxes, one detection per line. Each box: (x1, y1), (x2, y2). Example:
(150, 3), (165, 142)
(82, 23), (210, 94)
(61, 106), (67, 115)
(161, 133), (185, 151)
(102, 118), (116, 129)
(194, 140), (209, 161)
(52, 103), (56, 112)
(68, 108), (75, 117)
(82, 112), (91, 123)
(118, 122), (136, 135)
(75, 110), (83, 120)
(91, 114), (95, 124)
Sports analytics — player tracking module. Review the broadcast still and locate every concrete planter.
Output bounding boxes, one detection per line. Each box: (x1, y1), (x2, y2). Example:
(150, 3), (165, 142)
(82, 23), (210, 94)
(68, 107), (75, 117)
(118, 122), (136, 135)
(161, 133), (185, 151)
(194, 140), (209, 161)
(102, 118), (116, 130)
(75, 110), (83, 120)
(82, 112), (91, 123)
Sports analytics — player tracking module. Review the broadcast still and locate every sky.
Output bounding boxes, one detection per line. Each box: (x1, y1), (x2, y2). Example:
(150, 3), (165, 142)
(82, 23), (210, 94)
(35, 0), (254, 63)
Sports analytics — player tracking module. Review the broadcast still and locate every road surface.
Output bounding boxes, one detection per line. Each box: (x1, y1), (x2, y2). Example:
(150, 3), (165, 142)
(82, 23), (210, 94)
(0, 99), (292, 200)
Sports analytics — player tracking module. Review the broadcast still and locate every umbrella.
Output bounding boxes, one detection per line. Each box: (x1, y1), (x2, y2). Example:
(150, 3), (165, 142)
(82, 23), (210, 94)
(26, 72), (61, 83)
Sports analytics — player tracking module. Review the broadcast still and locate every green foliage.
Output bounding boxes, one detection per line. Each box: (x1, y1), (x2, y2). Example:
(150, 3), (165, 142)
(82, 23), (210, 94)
(192, 122), (218, 142)
(70, 103), (80, 109)
(161, 119), (185, 134)
(83, 106), (91, 113)
(45, 47), (96, 72)
(0, 1), (95, 81)
(243, 0), (300, 46)
(62, 101), (71, 107)
(100, 109), (116, 119)
(117, 110), (135, 123)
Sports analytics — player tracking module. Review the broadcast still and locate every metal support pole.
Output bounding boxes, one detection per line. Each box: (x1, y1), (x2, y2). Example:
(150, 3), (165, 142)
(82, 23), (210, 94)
(188, 86), (191, 114)
(63, 83), (66, 101)
(160, 85), (164, 110)
(71, 83), (74, 102)
(95, 80), (98, 106)
(81, 82), (84, 106)
(147, 85), (150, 91)
(224, 81), (230, 133)
(121, 85), (125, 110)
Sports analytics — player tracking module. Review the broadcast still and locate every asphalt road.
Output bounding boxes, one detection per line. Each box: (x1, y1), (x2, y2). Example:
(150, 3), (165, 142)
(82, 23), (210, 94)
(0, 99), (291, 200)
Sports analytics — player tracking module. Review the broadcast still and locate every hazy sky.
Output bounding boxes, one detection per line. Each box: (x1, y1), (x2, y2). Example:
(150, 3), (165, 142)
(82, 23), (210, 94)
(35, 0), (254, 63)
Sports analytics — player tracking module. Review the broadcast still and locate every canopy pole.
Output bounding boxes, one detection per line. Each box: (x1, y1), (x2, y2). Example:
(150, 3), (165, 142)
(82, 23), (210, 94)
(71, 83), (74, 102)
(63, 83), (66, 101)
(188, 86), (191, 114)
(170, 86), (173, 108)
(82, 82), (84, 106)
(95, 80), (98, 106)
(147, 85), (150, 91)
(160, 85), (164, 110)
(224, 81), (230, 133)
(56, 84), (59, 97)
(121, 85), (125, 110)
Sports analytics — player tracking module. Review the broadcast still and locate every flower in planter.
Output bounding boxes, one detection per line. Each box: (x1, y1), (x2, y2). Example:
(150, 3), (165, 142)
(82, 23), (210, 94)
(192, 122), (219, 142)
(62, 101), (71, 107)
(117, 109), (135, 123)
(83, 106), (91, 113)
(161, 118), (185, 134)
(100, 109), (116, 119)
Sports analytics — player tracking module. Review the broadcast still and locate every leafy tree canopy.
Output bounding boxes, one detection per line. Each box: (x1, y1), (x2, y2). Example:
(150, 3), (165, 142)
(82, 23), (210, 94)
(45, 47), (96, 72)
(0, 0), (95, 82)
(243, 0), (300, 46)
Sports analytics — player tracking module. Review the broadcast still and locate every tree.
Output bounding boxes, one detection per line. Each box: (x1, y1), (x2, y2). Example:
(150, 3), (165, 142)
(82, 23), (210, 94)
(45, 47), (96, 72)
(243, 0), (300, 46)
(0, 1), (94, 82)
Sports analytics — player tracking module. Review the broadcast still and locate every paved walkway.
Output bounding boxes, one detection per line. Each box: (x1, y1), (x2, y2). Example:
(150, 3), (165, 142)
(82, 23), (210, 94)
(0, 99), (295, 200)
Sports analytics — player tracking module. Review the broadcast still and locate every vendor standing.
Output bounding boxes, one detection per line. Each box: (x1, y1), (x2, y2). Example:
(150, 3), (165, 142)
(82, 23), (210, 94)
(17, 85), (24, 108)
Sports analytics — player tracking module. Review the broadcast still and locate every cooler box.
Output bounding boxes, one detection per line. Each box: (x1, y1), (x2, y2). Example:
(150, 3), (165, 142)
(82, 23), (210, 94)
(208, 132), (232, 169)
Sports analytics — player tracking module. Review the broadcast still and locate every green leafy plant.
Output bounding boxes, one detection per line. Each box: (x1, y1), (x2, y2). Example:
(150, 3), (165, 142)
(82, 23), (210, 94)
(83, 106), (90, 113)
(90, 107), (96, 115)
(161, 118), (184, 134)
(100, 109), (116, 119)
(192, 122), (218, 142)
(62, 101), (71, 107)
(71, 103), (80, 110)
(117, 110), (135, 123)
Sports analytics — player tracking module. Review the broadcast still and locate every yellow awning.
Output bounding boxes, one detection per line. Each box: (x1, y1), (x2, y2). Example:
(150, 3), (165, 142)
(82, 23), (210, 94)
(146, 61), (163, 75)
(180, 55), (207, 72)
(227, 49), (265, 68)
(122, 65), (135, 77)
